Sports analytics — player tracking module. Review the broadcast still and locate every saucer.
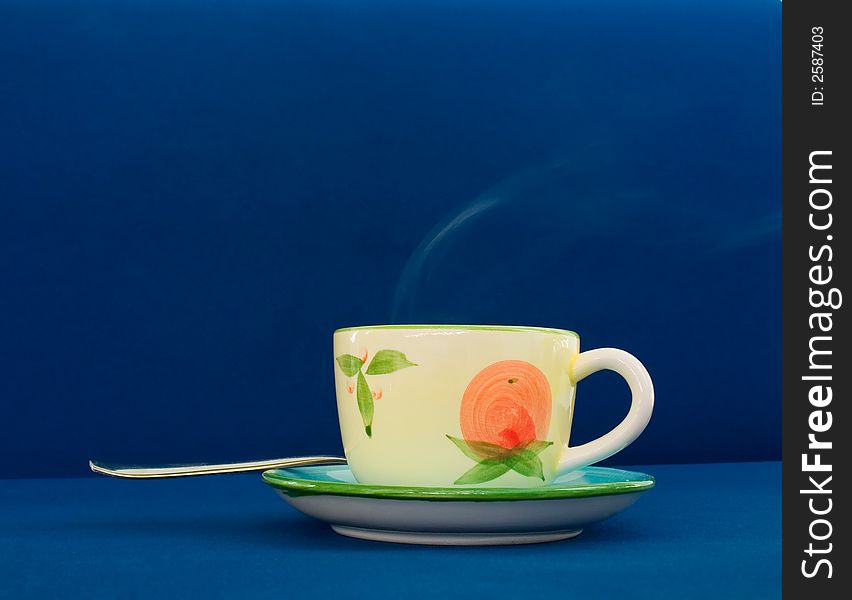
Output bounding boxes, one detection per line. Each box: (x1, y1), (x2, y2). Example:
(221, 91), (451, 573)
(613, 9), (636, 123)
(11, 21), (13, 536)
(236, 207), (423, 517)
(262, 464), (654, 545)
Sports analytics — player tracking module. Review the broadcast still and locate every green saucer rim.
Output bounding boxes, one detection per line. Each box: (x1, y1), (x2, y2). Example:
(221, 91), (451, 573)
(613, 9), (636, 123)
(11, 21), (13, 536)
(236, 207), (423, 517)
(261, 465), (655, 502)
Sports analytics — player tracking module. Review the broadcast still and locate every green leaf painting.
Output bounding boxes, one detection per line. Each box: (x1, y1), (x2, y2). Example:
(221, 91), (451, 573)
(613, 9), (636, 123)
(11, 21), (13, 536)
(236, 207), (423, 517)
(356, 371), (373, 437)
(446, 435), (485, 462)
(453, 460), (512, 485)
(522, 440), (553, 455)
(365, 350), (418, 375)
(335, 354), (365, 377)
(505, 448), (547, 480)
(446, 436), (515, 461)
(447, 436), (553, 485)
(335, 348), (416, 438)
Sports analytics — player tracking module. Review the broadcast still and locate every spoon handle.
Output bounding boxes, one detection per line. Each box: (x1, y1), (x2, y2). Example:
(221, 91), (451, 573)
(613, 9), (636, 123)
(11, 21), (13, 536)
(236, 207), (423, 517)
(89, 456), (347, 479)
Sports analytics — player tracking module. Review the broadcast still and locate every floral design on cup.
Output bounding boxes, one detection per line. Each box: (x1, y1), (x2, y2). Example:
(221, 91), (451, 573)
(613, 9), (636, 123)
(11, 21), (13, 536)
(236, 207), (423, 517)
(447, 360), (553, 485)
(335, 349), (417, 437)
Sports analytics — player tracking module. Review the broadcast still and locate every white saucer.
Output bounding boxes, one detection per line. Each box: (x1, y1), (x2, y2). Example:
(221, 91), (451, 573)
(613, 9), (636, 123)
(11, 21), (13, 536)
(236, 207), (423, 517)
(262, 464), (654, 545)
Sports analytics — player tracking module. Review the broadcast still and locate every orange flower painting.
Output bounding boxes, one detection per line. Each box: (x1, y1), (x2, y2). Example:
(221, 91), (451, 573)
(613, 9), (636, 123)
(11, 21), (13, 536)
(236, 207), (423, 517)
(461, 360), (551, 450)
(448, 360), (553, 485)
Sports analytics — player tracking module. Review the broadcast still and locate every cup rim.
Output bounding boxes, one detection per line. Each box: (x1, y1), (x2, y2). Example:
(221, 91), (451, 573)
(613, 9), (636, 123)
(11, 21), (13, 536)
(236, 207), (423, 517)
(333, 324), (579, 338)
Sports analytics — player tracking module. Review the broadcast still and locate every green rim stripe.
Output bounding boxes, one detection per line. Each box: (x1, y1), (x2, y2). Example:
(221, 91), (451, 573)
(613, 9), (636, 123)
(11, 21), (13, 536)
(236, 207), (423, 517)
(261, 470), (654, 502)
(333, 324), (580, 338)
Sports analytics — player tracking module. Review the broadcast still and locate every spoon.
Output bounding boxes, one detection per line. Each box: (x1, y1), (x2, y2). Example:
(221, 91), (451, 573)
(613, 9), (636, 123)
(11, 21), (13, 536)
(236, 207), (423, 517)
(89, 456), (347, 479)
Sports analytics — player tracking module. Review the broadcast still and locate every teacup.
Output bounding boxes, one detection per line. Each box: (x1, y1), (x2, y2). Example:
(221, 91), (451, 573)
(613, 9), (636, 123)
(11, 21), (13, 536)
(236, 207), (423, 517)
(333, 325), (653, 487)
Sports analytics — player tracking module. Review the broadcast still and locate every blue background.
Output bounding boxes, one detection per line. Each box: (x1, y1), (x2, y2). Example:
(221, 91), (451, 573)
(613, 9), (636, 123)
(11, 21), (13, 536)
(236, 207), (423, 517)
(0, 0), (780, 478)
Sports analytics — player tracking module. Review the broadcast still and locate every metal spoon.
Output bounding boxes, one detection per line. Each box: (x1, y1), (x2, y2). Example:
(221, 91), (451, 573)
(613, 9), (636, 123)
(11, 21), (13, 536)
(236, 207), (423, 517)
(89, 456), (347, 479)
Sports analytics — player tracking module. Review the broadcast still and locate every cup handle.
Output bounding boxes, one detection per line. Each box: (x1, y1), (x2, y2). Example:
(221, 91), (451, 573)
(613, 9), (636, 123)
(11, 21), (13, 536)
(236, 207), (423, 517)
(556, 348), (654, 473)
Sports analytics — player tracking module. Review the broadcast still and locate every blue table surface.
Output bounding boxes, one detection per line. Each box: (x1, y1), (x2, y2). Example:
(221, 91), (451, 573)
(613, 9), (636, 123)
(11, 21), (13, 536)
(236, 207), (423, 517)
(0, 462), (780, 599)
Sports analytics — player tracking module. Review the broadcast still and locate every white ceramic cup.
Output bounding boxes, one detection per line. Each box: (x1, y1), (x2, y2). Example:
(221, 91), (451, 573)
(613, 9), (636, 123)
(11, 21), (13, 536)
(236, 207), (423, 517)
(333, 325), (653, 487)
